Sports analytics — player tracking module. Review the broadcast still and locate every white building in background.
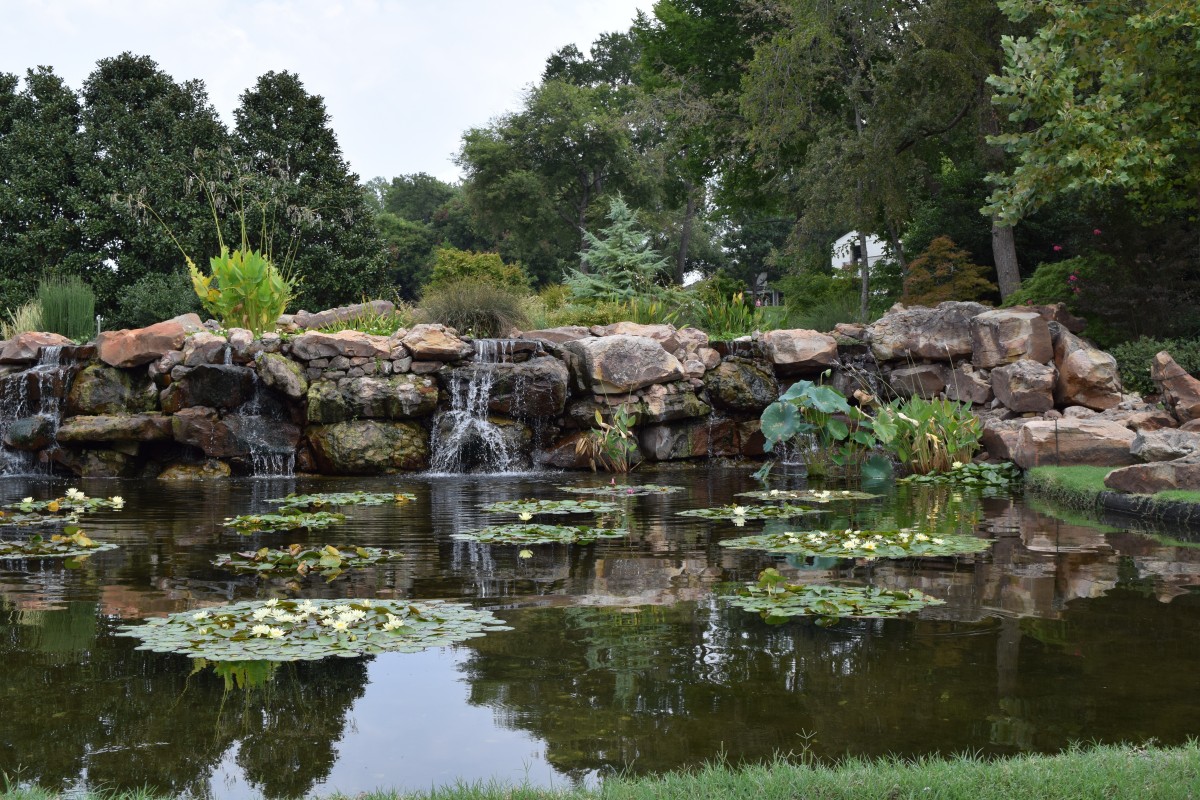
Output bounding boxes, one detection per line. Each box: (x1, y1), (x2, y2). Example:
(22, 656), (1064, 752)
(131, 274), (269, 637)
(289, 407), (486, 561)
(831, 232), (889, 271)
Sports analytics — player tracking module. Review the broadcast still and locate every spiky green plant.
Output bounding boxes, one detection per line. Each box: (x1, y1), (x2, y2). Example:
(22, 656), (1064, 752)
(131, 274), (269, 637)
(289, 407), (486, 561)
(37, 276), (94, 340)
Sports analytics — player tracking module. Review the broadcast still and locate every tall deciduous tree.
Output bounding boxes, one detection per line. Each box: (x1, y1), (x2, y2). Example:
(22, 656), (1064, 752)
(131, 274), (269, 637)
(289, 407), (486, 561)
(985, 0), (1200, 225)
(234, 70), (386, 310)
(80, 53), (229, 311)
(0, 67), (95, 311)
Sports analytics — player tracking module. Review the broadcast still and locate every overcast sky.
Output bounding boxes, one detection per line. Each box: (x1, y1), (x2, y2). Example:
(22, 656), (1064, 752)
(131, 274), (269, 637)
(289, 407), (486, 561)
(1, 0), (647, 183)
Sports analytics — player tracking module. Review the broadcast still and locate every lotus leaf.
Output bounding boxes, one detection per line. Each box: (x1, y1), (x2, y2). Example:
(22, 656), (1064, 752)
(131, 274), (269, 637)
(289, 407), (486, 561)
(212, 544), (402, 580)
(736, 489), (880, 503)
(454, 524), (628, 545)
(675, 505), (824, 525)
(727, 571), (943, 624)
(719, 527), (991, 559)
(557, 484), (683, 497)
(483, 499), (620, 516)
(269, 491), (416, 512)
(1, 490), (125, 526)
(223, 511), (346, 534)
(0, 527), (118, 559)
(115, 598), (512, 662)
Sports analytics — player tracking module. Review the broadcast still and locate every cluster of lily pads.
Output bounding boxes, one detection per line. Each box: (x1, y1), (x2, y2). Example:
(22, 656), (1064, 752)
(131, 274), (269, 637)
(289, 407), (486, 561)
(212, 544), (402, 579)
(676, 504), (823, 524)
(116, 598), (511, 661)
(901, 461), (1021, 488)
(726, 569), (944, 624)
(558, 484), (683, 497)
(223, 510), (347, 534)
(483, 499), (620, 517)
(720, 526), (990, 559)
(269, 491), (415, 512)
(736, 488), (879, 503)
(1, 489), (126, 527)
(0, 527), (119, 559)
(454, 523), (628, 546)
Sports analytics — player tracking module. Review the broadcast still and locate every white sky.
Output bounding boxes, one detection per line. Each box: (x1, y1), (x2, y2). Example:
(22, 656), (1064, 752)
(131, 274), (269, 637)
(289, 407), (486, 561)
(1, 0), (647, 183)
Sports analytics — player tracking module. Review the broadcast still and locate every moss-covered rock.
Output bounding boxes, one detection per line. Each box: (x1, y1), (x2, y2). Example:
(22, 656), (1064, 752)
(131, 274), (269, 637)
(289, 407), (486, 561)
(307, 420), (429, 474)
(66, 364), (158, 415)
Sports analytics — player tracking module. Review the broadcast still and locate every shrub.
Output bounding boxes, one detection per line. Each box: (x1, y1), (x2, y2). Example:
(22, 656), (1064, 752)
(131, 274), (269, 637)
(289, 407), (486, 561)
(1004, 256), (1087, 309)
(675, 291), (764, 339)
(317, 302), (415, 337)
(1, 300), (43, 340)
(786, 291), (864, 332)
(874, 396), (981, 475)
(1110, 336), (1200, 396)
(542, 302), (629, 329)
(565, 196), (668, 303)
(416, 278), (529, 337)
(108, 271), (203, 331)
(37, 276), (95, 341)
(901, 236), (997, 305)
(188, 247), (293, 337)
(425, 247), (530, 293)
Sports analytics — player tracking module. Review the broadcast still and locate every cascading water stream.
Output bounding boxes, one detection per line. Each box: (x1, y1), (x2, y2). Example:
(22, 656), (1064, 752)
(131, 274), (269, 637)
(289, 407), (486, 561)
(234, 370), (296, 478)
(0, 346), (68, 476)
(428, 339), (528, 474)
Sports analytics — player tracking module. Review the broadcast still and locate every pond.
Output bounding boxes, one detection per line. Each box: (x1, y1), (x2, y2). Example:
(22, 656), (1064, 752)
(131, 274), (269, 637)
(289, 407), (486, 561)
(1, 467), (1199, 798)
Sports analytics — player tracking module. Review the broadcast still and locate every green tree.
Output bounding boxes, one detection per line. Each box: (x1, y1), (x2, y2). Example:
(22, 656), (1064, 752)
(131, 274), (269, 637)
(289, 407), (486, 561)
(565, 196), (667, 302)
(234, 70), (387, 311)
(381, 172), (457, 224)
(986, 0), (1200, 225)
(425, 247), (530, 293)
(901, 236), (998, 305)
(376, 212), (437, 300)
(0, 67), (95, 313)
(79, 53), (229, 313)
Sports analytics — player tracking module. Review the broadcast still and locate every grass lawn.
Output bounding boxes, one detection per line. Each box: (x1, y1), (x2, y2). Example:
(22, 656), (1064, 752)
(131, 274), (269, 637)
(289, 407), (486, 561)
(5, 743), (1200, 800)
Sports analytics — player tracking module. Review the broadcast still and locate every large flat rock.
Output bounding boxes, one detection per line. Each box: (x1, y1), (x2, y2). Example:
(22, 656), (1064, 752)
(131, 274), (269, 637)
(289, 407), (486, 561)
(1012, 418), (1137, 469)
(97, 314), (203, 368)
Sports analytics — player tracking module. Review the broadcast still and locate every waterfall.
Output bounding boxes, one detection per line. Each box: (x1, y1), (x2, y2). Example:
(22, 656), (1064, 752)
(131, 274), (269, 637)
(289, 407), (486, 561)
(428, 339), (529, 474)
(233, 372), (296, 478)
(0, 346), (67, 476)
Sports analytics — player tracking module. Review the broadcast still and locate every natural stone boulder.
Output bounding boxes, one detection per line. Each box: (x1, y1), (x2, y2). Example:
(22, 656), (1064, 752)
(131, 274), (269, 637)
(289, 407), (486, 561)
(170, 407), (240, 457)
(1011, 418), (1137, 469)
(3, 416), (55, 450)
(308, 420), (429, 474)
(591, 322), (680, 352)
(640, 418), (739, 461)
(1122, 409), (1177, 432)
(256, 352), (309, 401)
(888, 364), (948, 399)
(563, 335), (685, 394)
(293, 300), (396, 332)
(56, 414), (172, 443)
(157, 459), (232, 481)
(1151, 351), (1200, 422)
(289, 330), (391, 361)
(1029, 302), (1086, 334)
(401, 324), (472, 361)
(537, 432), (594, 469)
(639, 384), (712, 424)
(519, 326), (592, 344)
(944, 365), (993, 405)
(306, 375), (439, 423)
(970, 309), (1053, 369)
(867, 302), (987, 362)
(1104, 454), (1200, 494)
(51, 448), (135, 478)
(0, 332), (74, 364)
(980, 416), (1027, 461)
(96, 313), (204, 368)
(226, 328), (255, 362)
(760, 329), (838, 375)
(1131, 429), (1200, 462)
(1053, 329), (1122, 410)
(223, 414), (302, 462)
(66, 365), (158, 415)
(161, 364), (255, 412)
(181, 331), (229, 367)
(470, 358), (570, 418)
(703, 357), (779, 412)
(992, 360), (1057, 413)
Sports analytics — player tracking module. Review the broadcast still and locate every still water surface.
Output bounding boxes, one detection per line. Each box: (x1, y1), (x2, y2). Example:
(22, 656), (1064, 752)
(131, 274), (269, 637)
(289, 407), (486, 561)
(1, 467), (1198, 798)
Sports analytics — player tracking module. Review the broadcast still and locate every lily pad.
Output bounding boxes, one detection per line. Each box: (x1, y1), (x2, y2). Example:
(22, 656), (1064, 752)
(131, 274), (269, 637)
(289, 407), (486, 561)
(727, 570), (943, 623)
(1, 491), (126, 526)
(901, 461), (1021, 488)
(719, 527), (991, 559)
(269, 491), (416, 512)
(115, 598), (512, 662)
(557, 484), (683, 497)
(0, 527), (118, 559)
(676, 504), (824, 522)
(454, 523), (628, 545)
(482, 499), (620, 516)
(212, 544), (402, 580)
(736, 489), (880, 503)
(223, 510), (346, 534)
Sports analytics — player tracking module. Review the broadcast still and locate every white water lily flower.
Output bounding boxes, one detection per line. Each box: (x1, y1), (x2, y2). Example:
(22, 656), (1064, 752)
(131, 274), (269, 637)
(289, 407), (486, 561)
(251, 624), (271, 636)
(21, 497), (32, 504)
(110, 496), (125, 509)
(932, 537), (945, 545)
(862, 541), (877, 551)
(252, 608), (271, 621)
(732, 518), (746, 527)
(769, 489), (780, 496)
(192, 611), (209, 621)
(951, 461), (963, 469)
(65, 488), (85, 501)
(518, 511), (534, 521)
(331, 620), (350, 632)
(732, 506), (746, 516)
(265, 598), (279, 607)
(333, 604), (351, 613)
(268, 627), (285, 639)
(915, 533), (930, 542)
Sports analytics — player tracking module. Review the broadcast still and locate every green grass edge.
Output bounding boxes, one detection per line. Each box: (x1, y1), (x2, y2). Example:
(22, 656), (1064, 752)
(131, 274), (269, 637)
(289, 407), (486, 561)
(6, 742), (1200, 800)
(1026, 465), (1200, 513)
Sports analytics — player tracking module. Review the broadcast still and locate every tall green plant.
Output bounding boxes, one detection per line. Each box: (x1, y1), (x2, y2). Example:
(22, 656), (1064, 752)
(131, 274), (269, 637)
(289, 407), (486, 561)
(874, 397), (980, 475)
(758, 379), (890, 479)
(37, 276), (94, 340)
(1, 300), (43, 340)
(188, 247), (291, 336)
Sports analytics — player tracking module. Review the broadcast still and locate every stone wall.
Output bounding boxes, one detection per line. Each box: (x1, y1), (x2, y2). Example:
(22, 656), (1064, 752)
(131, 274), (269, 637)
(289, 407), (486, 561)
(0, 301), (1190, 480)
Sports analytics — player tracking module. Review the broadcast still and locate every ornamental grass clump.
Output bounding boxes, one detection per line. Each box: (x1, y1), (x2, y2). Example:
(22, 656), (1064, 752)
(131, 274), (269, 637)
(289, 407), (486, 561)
(37, 275), (95, 341)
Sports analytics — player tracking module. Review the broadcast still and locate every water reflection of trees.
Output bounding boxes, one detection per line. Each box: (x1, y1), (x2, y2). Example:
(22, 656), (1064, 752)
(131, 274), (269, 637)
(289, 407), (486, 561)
(0, 601), (368, 799)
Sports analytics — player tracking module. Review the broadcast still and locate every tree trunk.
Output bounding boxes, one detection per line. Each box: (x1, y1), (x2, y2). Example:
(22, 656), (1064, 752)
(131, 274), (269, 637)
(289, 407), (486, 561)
(857, 230), (871, 323)
(992, 220), (1021, 299)
(576, 185), (590, 274)
(676, 182), (696, 285)
(885, 220), (907, 272)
